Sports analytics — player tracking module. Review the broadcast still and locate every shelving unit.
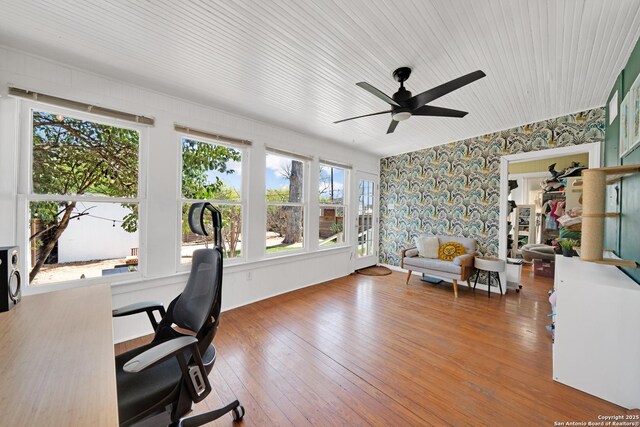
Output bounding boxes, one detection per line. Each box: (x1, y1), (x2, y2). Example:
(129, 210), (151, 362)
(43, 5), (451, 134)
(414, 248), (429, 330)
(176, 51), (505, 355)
(538, 191), (565, 245)
(580, 164), (640, 268)
(510, 204), (535, 256)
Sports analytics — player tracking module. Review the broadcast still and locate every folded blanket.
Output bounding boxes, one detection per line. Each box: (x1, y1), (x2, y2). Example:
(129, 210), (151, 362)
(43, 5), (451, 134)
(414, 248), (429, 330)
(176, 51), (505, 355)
(557, 214), (582, 226)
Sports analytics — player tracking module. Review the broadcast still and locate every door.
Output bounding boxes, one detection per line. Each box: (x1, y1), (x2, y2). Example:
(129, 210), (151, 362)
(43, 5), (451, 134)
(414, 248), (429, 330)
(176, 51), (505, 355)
(354, 172), (378, 270)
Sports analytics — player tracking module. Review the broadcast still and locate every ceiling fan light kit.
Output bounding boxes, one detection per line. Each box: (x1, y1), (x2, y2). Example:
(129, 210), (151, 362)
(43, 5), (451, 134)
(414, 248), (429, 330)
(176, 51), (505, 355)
(335, 67), (486, 134)
(392, 111), (412, 121)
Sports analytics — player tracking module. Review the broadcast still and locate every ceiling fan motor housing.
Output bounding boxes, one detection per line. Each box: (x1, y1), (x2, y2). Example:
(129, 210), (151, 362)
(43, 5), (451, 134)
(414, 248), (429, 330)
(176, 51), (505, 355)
(392, 83), (413, 121)
(392, 67), (412, 83)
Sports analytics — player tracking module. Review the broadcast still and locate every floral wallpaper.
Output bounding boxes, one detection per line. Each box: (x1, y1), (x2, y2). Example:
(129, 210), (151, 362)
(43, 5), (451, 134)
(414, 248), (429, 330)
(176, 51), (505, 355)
(379, 108), (605, 266)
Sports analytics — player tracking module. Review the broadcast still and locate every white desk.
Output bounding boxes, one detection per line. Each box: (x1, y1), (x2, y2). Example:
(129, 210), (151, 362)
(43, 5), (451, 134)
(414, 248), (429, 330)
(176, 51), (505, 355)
(0, 284), (118, 426)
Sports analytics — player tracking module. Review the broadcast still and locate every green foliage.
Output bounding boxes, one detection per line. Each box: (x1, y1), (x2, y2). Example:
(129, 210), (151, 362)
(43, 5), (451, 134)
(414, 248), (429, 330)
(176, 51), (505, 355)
(121, 203), (139, 233)
(32, 111), (139, 197)
(181, 138), (241, 200)
(559, 239), (579, 249)
(266, 188), (289, 202)
(30, 201), (62, 226)
(329, 222), (343, 234)
(31, 111), (139, 233)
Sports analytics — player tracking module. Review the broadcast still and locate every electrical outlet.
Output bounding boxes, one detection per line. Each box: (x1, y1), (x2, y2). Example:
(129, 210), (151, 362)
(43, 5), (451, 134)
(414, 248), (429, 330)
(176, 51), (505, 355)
(246, 271), (252, 281)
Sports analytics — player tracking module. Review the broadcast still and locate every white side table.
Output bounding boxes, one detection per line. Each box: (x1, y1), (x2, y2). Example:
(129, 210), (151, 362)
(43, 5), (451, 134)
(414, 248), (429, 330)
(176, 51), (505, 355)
(473, 256), (506, 297)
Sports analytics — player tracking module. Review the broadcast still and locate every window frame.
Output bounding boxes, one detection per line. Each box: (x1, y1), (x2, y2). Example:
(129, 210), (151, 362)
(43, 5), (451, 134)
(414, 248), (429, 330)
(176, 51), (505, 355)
(18, 100), (148, 290)
(264, 151), (309, 257)
(318, 163), (349, 250)
(176, 133), (247, 269)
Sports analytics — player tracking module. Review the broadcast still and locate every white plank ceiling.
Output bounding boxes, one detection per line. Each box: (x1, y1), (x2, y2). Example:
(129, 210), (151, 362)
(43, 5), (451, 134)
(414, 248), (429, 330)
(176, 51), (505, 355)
(1, 0), (639, 157)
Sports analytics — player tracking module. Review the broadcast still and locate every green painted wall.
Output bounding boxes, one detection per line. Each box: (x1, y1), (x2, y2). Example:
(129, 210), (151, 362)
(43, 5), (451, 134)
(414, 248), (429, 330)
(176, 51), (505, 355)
(604, 76), (623, 252)
(605, 33), (640, 283)
(605, 75), (622, 167)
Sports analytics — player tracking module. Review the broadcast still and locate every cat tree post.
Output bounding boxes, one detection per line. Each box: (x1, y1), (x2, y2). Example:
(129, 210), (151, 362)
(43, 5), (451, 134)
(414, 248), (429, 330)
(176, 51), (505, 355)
(580, 169), (606, 261)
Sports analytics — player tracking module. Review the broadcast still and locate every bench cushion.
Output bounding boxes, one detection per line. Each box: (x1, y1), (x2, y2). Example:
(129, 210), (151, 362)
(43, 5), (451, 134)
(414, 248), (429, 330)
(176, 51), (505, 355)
(403, 257), (462, 275)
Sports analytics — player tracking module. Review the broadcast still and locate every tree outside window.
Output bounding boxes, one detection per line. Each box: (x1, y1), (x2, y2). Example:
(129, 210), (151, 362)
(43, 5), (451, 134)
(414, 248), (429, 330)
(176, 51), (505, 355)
(265, 153), (306, 253)
(180, 137), (243, 262)
(28, 110), (141, 285)
(319, 165), (346, 247)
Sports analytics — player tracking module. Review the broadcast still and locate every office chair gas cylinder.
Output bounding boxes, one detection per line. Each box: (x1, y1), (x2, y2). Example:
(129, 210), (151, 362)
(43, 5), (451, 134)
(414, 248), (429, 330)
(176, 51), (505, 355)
(112, 202), (245, 426)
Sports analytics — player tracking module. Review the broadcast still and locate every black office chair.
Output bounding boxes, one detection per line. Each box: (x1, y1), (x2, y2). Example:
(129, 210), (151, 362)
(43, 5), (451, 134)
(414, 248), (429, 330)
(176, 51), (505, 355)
(112, 203), (245, 426)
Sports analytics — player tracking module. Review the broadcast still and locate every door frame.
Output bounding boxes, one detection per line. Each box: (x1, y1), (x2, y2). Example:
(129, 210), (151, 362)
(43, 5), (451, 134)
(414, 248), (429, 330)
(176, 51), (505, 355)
(353, 171), (379, 271)
(498, 142), (601, 260)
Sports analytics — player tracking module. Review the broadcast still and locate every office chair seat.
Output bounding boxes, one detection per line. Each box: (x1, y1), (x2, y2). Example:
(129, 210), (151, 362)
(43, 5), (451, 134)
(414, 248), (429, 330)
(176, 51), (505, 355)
(116, 341), (216, 424)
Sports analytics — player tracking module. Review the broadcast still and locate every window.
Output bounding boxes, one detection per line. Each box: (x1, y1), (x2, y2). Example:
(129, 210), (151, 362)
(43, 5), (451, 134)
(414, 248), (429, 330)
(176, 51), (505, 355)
(265, 152), (306, 253)
(318, 164), (347, 247)
(180, 137), (243, 263)
(27, 109), (142, 286)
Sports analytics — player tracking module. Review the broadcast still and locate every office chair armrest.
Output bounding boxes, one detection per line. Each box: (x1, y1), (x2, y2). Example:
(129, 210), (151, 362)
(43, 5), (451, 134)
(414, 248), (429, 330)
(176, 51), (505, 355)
(123, 335), (213, 403)
(112, 301), (165, 317)
(112, 301), (166, 330)
(123, 336), (198, 373)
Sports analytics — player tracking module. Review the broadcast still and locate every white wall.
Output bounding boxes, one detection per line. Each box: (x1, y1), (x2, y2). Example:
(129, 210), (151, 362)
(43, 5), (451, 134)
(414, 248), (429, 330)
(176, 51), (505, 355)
(57, 203), (139, 263)
(0, 46), (380, 342)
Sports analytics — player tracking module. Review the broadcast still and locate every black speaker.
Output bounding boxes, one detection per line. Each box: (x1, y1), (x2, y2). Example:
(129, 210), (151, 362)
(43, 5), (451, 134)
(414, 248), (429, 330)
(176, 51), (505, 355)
(0, 246), (21, 312)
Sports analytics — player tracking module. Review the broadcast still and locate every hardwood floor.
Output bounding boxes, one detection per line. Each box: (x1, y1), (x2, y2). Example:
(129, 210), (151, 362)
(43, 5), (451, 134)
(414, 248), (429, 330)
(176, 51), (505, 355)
(116, 267), (639, 426)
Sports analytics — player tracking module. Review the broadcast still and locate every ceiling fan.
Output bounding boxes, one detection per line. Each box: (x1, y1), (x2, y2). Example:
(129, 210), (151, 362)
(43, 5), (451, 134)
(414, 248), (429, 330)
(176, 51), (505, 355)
(334, 67), (486, 134)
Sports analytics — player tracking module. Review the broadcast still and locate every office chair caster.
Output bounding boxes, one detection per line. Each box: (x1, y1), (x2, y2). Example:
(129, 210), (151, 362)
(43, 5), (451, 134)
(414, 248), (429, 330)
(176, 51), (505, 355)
(232, 405), (245, 421)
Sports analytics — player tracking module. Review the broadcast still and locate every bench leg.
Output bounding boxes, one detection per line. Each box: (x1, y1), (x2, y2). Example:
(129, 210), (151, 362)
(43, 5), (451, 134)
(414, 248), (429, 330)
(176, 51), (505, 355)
(406, 270), (412, 285)
(452, 279), (458, 297)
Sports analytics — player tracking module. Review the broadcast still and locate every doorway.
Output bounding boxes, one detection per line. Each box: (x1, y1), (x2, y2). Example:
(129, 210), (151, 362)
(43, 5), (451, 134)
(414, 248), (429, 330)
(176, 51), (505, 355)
(354, 172), (378, 270)
(499, 142), (602, 260)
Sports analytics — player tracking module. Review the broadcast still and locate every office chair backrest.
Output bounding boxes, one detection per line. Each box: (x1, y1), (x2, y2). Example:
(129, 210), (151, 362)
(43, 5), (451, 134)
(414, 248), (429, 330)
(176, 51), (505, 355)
(154, 203), (224, 349)
(173, 248), (221, 332)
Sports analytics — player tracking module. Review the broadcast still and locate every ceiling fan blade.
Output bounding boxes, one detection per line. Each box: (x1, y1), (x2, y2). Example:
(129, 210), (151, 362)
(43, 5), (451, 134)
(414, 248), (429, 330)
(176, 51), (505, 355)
(412, 105), (468, 118)
(356, 82), (400, 107)
(333, 110), (392, 124)
(387, 120), (399, 134)
(409, 70), (486, 109)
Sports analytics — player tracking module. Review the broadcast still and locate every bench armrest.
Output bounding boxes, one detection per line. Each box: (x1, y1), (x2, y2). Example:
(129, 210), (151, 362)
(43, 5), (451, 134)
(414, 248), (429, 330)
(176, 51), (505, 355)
(402, 247), (419, 258)
(453, 253), (474, 267)
(455, 254), (477, 281)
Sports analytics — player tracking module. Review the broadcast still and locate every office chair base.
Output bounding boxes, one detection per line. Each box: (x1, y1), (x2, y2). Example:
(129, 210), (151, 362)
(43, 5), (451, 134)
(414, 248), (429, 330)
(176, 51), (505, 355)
(175, 400), (244, 427)
(232, 404), (245, 421)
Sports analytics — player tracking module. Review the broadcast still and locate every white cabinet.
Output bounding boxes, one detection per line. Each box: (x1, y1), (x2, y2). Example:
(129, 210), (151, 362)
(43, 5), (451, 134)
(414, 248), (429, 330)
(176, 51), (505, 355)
(553, 256), (640, 409)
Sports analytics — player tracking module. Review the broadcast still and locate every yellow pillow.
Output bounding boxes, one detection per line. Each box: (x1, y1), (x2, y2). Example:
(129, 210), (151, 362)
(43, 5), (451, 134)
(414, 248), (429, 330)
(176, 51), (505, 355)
(438, 242), (465, 261)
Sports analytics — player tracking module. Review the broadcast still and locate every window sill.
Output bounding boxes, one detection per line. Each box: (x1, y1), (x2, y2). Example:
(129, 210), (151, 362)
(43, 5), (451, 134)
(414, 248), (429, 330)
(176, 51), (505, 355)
(180, 244), (351, 273)
(24, 246), (353, 297)
(22, 271), (142, 297)
(317, 243), (349, 252)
